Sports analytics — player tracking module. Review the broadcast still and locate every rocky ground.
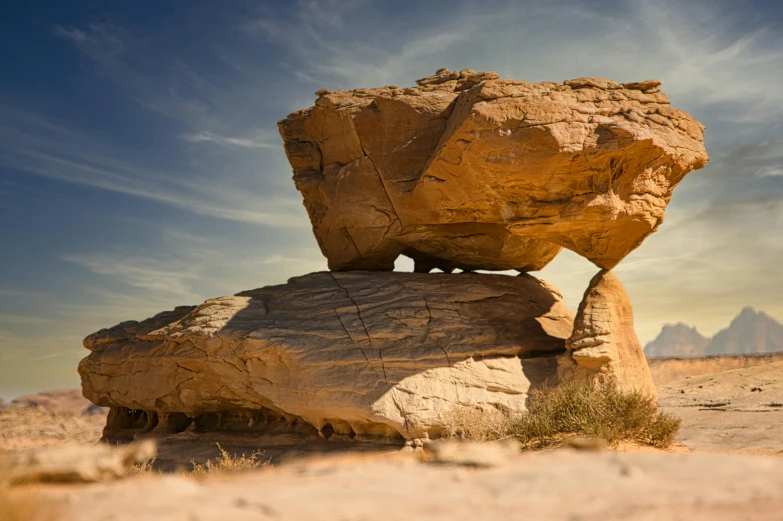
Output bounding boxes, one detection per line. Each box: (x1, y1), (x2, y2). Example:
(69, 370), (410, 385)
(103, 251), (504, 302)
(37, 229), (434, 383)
(2, 357), (783, 520)
(0, 391), (104, 453)
(656, 358), (783, 455)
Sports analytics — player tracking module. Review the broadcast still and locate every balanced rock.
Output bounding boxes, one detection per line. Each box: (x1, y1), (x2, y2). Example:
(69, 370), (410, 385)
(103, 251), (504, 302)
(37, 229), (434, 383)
(279, 68), (708, 272)
(557, 270), (657, 399)
(80, 272), (574, 441)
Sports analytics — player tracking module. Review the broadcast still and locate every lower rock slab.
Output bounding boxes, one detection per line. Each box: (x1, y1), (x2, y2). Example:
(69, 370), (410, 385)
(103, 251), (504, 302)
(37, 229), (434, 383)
(79, 271), (574, 441)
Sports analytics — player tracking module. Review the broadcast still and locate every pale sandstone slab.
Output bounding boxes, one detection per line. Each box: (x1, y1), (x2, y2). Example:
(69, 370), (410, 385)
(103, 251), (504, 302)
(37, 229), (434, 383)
(80, 272), (573, 441)
(51, 450), (783, 521)
(558, 270), (657, 399)
(279, 69), (708, 272)
(0, 441), (155, 484)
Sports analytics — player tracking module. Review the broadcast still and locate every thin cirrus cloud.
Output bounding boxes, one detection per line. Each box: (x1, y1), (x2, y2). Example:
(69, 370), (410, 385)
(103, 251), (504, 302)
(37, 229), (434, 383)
(248, 0), (783, 125)
(0, 106), (305, 226)
(180, 131), (282, 150)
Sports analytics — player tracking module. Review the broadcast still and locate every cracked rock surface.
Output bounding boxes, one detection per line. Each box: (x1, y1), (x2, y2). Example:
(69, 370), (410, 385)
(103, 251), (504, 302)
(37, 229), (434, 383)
(80, 271), (573, 441)
(279, 68), (708, 272)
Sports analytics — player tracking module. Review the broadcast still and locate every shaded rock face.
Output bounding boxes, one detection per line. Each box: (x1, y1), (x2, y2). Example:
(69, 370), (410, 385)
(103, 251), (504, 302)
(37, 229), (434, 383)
(557, 270), (657, 399)
(279, 69), (708, 272)
(80, 272), (573, 442)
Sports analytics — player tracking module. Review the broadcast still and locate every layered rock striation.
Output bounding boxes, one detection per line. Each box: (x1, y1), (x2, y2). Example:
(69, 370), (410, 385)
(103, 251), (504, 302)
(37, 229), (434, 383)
(557, 270), (657, 399)
(81, 272), (574, 442)
(279, 68), (708, 272)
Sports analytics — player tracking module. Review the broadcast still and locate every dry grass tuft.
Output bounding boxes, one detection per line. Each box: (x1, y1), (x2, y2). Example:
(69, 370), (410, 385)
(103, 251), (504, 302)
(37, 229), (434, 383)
(446, 381), (681, 449)
(511, 381), (681, 449)
(189, 444), (270, 478)
(444, 407), (512, 442)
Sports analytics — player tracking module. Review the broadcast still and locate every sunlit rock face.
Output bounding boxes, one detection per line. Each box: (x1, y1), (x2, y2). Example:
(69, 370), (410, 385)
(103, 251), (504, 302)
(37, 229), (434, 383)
(557, 269), (658, 399)
(80, 271), (574, 441)
(279, 69), (708, 272)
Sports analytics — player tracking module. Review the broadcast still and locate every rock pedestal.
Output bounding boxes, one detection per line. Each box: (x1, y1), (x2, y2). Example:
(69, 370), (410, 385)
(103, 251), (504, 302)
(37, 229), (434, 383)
(557, 270), (657, 399)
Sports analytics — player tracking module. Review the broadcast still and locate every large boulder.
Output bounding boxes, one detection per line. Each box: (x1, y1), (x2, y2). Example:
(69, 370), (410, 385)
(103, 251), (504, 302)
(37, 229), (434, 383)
(80, 272), (574, 441)
(279, 68), (708, 272)
(557, 270), (657, 399)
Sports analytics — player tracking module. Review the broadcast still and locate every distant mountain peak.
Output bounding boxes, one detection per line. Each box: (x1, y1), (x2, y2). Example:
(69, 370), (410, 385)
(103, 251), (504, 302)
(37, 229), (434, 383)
(707, 307), (783, 357)
(646, 307), (783, 358)
(644, 322), (708, 358)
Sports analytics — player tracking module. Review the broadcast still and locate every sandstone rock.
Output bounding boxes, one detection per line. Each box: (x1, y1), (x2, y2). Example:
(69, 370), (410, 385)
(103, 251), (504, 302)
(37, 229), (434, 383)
(425, 438), (520, 467)
(557, 270), (657, 399)
(279, 68), (708, 272)
(80, 272), (574, 442)
(0, 440), (156, 484)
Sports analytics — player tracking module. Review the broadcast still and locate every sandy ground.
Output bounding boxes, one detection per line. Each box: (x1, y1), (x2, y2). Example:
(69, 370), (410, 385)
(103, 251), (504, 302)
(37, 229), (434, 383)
(0, 409), (104, 454)
(3, 356), (783, 520)
(10, 447), (783, 521)
(657, 359), (783, 455)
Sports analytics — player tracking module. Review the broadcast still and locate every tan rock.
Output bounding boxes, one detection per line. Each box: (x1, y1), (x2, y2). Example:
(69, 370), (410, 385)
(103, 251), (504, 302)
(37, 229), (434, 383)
(279, 68), (708, 272)
(79, 272), (574, 441)
(425, 438), (520, 467)
(0, 440), (156, 484)
(557, 270), (657, 399)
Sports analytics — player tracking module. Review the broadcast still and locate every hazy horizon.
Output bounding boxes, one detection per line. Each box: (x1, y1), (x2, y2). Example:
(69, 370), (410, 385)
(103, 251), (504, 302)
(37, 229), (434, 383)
(2, 0), (783, 399)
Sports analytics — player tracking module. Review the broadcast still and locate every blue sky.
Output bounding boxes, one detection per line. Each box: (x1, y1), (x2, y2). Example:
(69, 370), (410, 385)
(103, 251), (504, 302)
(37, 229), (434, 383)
(1, 0), (782, 399)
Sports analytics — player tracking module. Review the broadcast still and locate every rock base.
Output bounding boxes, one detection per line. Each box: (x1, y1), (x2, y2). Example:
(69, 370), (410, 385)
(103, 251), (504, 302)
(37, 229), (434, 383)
(81, 271), (574, 442)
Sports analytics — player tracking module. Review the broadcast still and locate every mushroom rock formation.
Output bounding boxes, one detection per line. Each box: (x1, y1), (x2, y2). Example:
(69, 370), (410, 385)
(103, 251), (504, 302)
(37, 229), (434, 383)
(279, 68), (708, 272)
(557, 269), (657, 399)
(80, 271), (574, 442)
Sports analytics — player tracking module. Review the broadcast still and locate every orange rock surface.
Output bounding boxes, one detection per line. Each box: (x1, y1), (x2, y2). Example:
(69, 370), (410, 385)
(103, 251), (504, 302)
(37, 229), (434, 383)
(279, 68), (708, 272)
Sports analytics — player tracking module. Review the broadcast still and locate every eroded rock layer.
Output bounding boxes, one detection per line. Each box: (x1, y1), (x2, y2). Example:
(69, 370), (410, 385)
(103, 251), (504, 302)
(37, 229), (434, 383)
(80, 271), (574, 441)
(557, 270), (657, 399)
(279, 69), (708, 272)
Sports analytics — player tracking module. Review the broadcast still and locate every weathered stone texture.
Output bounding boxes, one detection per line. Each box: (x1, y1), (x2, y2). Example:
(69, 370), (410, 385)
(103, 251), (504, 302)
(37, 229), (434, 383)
(80, 272), (574, 441)
(557, 269), (657, 399)
(279, 69), (708, 272)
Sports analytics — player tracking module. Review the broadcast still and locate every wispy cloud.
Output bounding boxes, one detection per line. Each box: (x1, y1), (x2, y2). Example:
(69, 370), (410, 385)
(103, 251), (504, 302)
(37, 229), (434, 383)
(180, 131), (282, 149)
(0, 314), (60, 325)
(251, 0), (783, 123)
(61, 252), (205, 301)
(0, 107), (307, 226)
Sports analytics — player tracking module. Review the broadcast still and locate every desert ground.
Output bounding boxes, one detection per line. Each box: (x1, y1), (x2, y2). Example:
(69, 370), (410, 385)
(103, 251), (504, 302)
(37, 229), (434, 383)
(2, 354), (782, 521)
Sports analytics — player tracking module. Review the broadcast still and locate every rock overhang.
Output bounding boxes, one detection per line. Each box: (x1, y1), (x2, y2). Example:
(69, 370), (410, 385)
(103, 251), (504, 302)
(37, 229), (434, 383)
(278, 68), (708, 272)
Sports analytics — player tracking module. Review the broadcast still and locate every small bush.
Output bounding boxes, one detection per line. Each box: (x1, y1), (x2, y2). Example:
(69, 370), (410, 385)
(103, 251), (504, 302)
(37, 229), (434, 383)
(445, 407), (511, 442)
(509, 380), (681, 449)
(189, 444), (270, 477)
(445, 381), (680, 449)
